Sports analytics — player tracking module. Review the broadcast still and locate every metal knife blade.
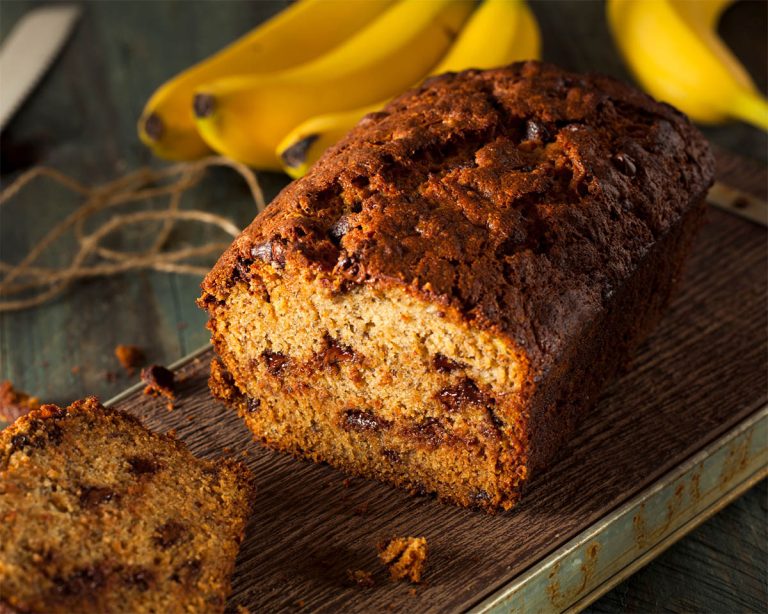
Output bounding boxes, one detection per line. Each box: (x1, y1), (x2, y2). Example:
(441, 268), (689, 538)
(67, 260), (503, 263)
(0, 5), (81, 131)
(708, 181), (768, 227)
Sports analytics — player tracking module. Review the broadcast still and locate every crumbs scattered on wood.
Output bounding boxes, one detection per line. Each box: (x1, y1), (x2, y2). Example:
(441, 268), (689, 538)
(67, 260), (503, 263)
(378, 536), (428, 584)
(115, 344), (146, 375)
(141, 365), (176, 401)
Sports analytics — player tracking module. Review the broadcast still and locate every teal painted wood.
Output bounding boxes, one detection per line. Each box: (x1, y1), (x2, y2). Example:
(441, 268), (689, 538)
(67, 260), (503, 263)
(0, 1), (766, 611)
(0, 1), (293, 404)
(475, 409), (768, 613)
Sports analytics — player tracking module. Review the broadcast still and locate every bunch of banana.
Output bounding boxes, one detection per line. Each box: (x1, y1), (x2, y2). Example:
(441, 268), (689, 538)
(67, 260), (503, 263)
(277, 0), (541, 178)
(191, 0), (475, 170)
(138, 0), (542, 172)
(607, 0), (768, 131)
(138, 0), (395, 160)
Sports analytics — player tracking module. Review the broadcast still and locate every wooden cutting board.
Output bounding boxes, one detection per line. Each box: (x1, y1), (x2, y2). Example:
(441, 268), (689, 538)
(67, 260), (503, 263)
(104, 151), (766, 613)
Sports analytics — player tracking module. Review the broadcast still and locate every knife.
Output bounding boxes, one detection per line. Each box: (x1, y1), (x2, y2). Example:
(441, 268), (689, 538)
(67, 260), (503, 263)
(0, 5), (81, 131)
(707, 181), (768, 227)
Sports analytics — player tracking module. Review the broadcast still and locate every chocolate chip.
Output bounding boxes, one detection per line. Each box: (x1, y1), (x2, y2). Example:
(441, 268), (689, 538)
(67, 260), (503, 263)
(382, 449), (401, 464)
(337, 254), (362, 278)
(319, 335), (358, 369)
(9, 433), (29, 453)
(125, 568), (154, 592)
(432, 353), (464, 373)
(46, 423), (63, 446)
(233, 257), (253, 282)
(247, 397), (261, 413)
(154, 521), (188, 549)
(127, 456), (160, 476)
(612, 153), (637, 176)
(436, 378), (490, 411)
(343, 409), (388, 433)
(524, 119), (550, 143)
(410, 418), (446, 447)
(171, 559), (202, 585)
(141, 365), (175, 399)
(79, 486), (117, 508)
(262, 350), (289, 377)
(328, 216), (351, 245)
(251, 240), (286, 269)
(487, 406), (504, 430)
(54, 566), (106, 596)
(470, 489), (492, 509)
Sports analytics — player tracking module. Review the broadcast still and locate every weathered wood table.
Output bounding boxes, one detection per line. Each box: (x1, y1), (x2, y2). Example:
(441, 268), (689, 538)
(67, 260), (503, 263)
(1, 1), (765, 611)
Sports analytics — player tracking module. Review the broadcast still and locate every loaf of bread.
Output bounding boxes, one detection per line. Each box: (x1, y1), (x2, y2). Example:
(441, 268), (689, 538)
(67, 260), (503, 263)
(200, 61), (714, 511)
(0, 398), (254, 613)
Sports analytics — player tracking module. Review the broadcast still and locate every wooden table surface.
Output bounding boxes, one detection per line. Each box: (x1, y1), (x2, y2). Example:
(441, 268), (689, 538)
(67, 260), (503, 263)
(0, 1), (765, 611)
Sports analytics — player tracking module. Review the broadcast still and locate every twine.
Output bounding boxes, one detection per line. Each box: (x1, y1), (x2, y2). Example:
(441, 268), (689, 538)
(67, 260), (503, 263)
(0, 157), (266, 312)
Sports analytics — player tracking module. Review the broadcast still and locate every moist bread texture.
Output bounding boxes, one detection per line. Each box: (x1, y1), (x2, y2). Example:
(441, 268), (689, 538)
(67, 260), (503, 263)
(0, 398), (254, 613)
(200, 61), (714, 511)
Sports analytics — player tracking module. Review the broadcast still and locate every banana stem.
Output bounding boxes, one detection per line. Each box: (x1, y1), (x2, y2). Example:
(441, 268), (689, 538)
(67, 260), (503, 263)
(730, 89), (768, 132)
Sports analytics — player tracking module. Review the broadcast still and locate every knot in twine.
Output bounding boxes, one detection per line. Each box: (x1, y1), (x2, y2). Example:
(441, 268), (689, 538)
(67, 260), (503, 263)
(0, 157), (265, 312)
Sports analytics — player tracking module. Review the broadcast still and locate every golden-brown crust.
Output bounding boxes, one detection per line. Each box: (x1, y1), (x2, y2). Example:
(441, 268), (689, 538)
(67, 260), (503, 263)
(201, 61), (714, 372)
(199, 62), (715, 512)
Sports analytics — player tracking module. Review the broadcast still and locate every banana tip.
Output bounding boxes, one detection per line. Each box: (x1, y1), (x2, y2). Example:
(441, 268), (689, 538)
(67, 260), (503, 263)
(193, 94), (216, 119)
(142, 113), (163, 142)
(280, 134), (320, 169)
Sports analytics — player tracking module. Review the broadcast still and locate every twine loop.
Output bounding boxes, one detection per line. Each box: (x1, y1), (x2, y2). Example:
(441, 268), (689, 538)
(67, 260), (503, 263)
(0, 157), (266, 311)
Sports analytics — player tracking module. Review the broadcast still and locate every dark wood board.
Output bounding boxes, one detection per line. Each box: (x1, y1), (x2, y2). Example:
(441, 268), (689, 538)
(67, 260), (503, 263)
(111, 198), (767, 612)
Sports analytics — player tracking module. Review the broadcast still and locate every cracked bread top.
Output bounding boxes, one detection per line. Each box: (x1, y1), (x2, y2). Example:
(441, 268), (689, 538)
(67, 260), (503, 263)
(201, 61), (714, 372)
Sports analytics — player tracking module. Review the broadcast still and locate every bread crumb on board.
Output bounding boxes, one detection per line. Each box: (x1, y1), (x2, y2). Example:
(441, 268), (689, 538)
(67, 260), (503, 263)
(377, 536), (428, 583)
(141, 365), (176, 401)
(114, 344), (146, 375)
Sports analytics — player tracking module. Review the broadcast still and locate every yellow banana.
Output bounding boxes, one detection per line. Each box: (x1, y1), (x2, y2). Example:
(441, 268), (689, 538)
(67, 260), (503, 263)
(278, 0), (541, 178)
(607, 0), (768, 130)
(193, 0), (475, 170)
(138, 0), (395, 161)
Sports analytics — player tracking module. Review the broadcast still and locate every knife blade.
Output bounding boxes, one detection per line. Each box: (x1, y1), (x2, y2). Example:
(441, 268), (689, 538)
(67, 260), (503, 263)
(707, 181), (768, 227)
(0, 5), (81, 131)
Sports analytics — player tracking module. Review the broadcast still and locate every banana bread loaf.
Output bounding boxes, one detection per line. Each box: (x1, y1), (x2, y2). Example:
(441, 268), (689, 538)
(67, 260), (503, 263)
(199, 61), (714, 512)
(0, 398), (254, 613)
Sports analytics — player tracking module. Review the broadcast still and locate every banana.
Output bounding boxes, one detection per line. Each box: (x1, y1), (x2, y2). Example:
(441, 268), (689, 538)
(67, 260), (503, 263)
(278, 0), (541, 178)
(607, 0), (768, 130)
(192, 0), (475, 171)
(138, 0), (395, 161)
